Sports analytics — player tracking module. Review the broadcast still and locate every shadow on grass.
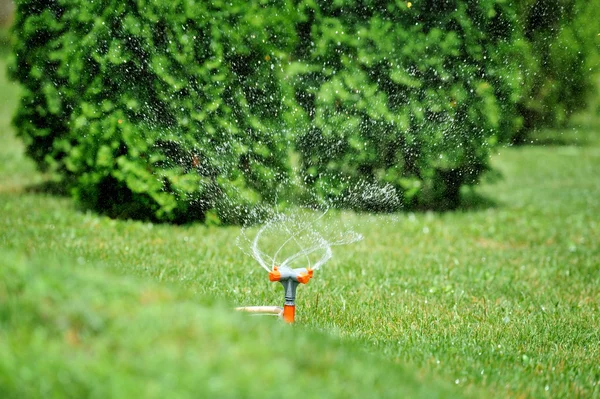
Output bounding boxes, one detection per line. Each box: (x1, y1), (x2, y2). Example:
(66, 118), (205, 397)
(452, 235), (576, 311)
(524, 130), (592, 147)
(409, 189), (499, 214)
(25, 180), (70, 197)
(514, 111), (600, 147)
(24, 178), (205, 225)
(457, 189), (499, 212)
(0, 27), (12, 57)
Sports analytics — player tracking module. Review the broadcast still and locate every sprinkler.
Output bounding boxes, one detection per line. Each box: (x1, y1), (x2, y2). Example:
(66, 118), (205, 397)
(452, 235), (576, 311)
(235, 266), (314, 323)
(235, 209), (362, 324)
(268, 266), (313, 323)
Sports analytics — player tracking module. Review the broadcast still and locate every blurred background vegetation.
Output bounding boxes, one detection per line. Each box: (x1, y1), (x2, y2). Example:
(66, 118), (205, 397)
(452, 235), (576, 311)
(513, 0), (600, 141)
(4, 0), (600, 223)
(0, 0), (14, 51)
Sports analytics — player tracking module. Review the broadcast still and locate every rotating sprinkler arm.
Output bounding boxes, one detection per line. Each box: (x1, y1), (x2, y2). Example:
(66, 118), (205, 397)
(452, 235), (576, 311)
(268, 266), (313, 323)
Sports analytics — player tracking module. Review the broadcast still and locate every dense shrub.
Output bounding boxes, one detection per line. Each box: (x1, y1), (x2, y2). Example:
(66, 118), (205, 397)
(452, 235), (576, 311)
(285, 0), (528, 210)
(512, 0), (600, 142)
(10, 0), (598, 221)
(11, 0), (300, 223)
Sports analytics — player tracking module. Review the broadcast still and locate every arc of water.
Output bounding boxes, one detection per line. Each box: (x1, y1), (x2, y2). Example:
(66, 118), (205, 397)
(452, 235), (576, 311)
(236, 233), (261, 265)
(250, 220), (275, 271)
(238, 229), (273, 263)
(280, 235), (329, 269)
(240, 206), (363, 274)
(312, 231), (363, 269)
(312, 244), (333, 270)
(279, 217), (313, 269)
(270, 208), (329, 270)
(280, 231), (362, 270)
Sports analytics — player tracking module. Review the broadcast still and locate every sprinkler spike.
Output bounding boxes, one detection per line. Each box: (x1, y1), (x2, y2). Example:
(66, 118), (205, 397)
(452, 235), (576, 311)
(283, 305), (295, 323)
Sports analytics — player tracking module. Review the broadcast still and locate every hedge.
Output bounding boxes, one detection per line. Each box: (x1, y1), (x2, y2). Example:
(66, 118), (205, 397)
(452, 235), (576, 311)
(10, 0), (598, 222)
(11, 0), (300, 223)
(512, 0), (600, 142)
(285, 0), (528, 210)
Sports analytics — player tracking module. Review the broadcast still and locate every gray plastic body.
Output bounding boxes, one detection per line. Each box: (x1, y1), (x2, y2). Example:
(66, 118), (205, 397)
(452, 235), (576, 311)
(276, 267), (310, 305)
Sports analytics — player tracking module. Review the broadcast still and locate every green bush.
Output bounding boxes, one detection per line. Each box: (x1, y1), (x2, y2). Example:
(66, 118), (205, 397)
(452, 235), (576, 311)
(11, 0), (598, 221)
(513, 0), (600, 142)
(285, 0), (527, 210)
(11, 0), (300, 223)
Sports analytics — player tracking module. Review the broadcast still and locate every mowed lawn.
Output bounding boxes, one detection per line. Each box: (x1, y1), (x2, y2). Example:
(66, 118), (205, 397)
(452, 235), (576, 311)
(1, 53), (600, 398)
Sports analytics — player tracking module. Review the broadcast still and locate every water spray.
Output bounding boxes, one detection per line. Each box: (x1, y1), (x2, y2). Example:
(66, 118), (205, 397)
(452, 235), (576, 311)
(236, 209), (362, 324)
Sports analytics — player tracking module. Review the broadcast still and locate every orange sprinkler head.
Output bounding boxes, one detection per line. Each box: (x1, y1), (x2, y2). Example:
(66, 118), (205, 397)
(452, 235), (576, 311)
(269, 266), (281, 282)
(296, 268), (313, 284)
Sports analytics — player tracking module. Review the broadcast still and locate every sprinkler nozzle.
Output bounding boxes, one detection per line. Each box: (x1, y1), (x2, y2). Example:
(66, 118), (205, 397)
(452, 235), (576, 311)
(297, 268), (313, 284)
(269, 266), (313, 323)
(269, 266), (281, 282)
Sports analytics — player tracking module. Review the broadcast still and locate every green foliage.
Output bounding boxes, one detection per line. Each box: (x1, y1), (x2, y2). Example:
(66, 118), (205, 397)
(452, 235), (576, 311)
(10, 0), (599, 219)
(10, 0), (300, 223)
(513, 0), (600, 142)
(285, 0), (528, 210)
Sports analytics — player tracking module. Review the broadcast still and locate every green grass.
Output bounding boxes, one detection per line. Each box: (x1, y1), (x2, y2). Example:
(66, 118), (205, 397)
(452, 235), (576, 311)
(2, 55), (600, 398)
(1, 250), (459, 399)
